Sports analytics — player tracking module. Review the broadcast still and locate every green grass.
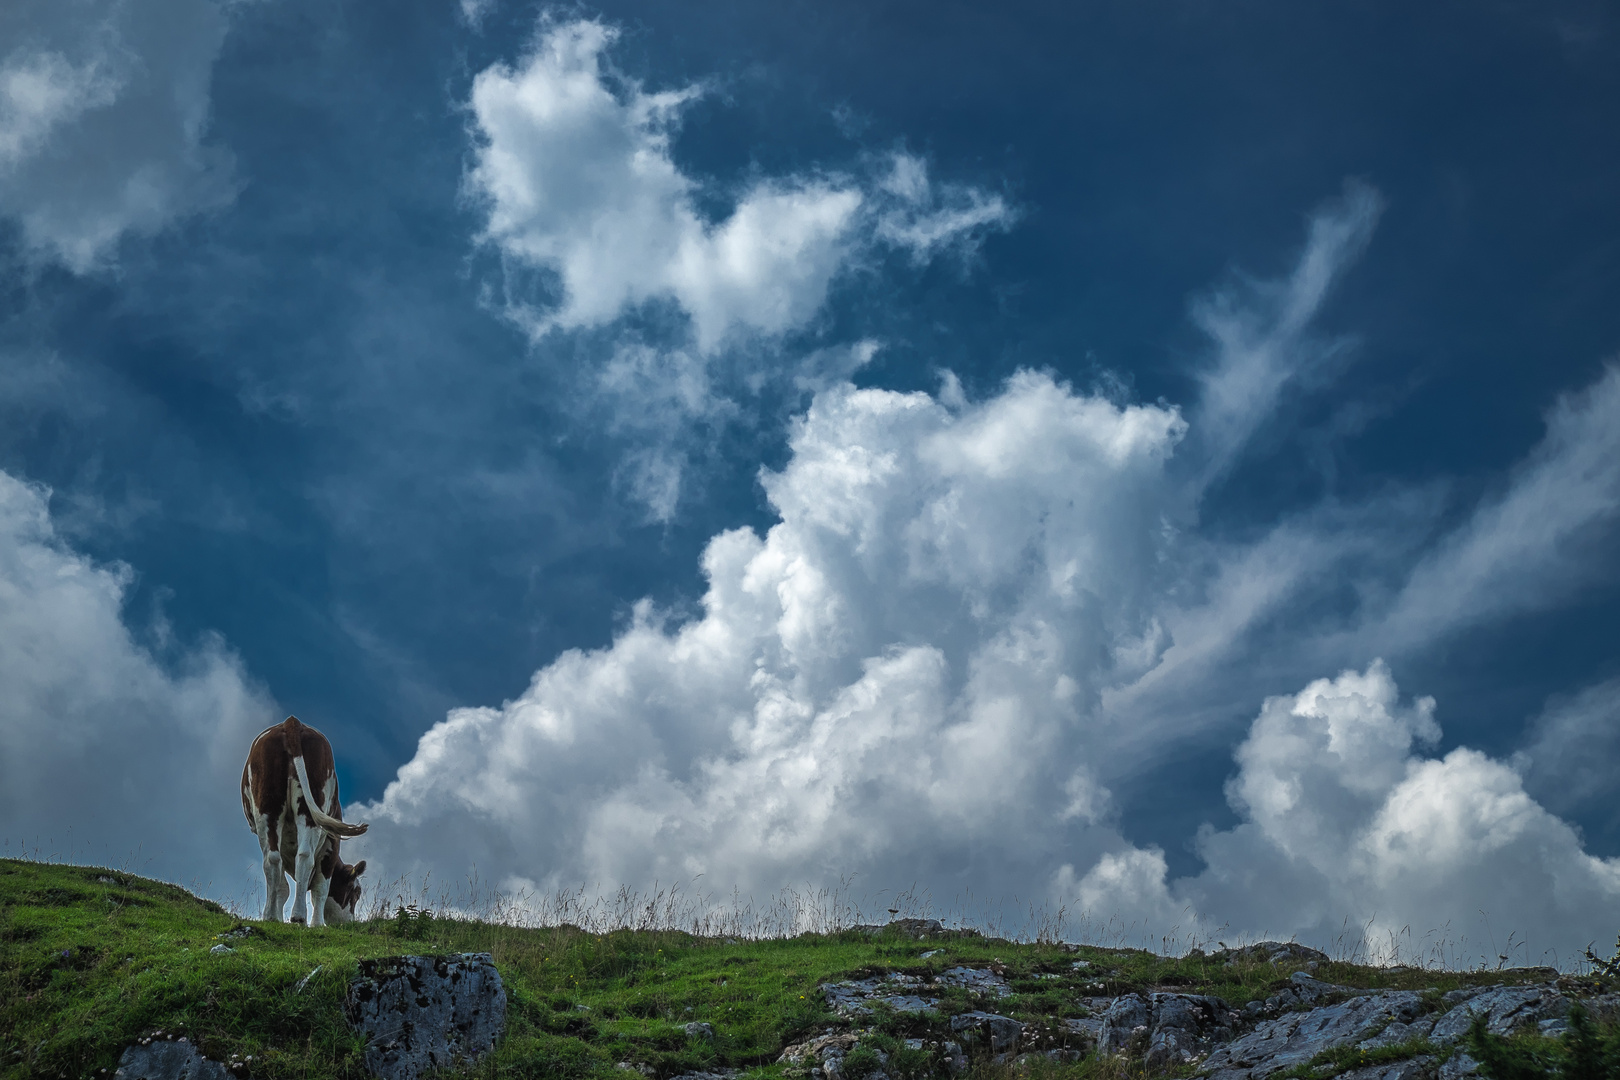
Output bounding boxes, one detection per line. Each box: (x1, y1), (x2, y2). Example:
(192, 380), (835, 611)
(0, 859), (1587, 1080)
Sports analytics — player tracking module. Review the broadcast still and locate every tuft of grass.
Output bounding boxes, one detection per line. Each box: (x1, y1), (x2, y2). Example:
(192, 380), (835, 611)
(1464, 1004), (1620, 1080)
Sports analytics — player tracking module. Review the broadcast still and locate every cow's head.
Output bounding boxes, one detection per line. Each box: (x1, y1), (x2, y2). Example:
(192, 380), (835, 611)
(323, 859), (367, 924)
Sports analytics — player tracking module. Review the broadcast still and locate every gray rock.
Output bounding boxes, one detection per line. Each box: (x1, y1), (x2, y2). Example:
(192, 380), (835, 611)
(345, 952), (506, 1080)
(1583, 994), (1620, 1022)
(1290, 972), (1359, 1004)
(685, 1022), (715, 1041)
(1200, 991), (1425, 1079)
(851, 918), (946, 939)
(1151, 994), (1243, 1068)
(1539, 1019), (1569, 1036)
(1064, 1017), (1105, 1046)
(1267, 989), (1303, 1011)
(941, 1041), (968, 1074)
(950, 1011), (1024, 1052)
(819, 976), (939, 1016)
(779, 1032), (857, 1065)
(1441, 988), (1485, 1010)
(208, 944), (234, 956)
(1357, 1019), (1435, 1050)
(1098, 994), (1152, 1053)
(1339, 1056), (1436, 1080)
(1219, 942), (1332, 968)
(1098, 993), (1241, 1068)
(114, 1041), (230, 1080)
(937, 966), (1012, 997)
(1439, 1051), (1479, 1080)
(1429, 985), (1568, 1045)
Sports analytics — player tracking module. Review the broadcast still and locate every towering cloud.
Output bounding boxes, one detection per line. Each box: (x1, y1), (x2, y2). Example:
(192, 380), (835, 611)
(355, 371), (1186, 895)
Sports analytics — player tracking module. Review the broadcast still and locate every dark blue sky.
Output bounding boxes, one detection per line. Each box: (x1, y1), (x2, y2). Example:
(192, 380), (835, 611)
(4, 0), (1619, 951)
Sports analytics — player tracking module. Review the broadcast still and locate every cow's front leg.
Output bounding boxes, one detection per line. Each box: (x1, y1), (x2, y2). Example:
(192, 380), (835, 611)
(309, 865), (333, 928)
(289, 818), (320, 925)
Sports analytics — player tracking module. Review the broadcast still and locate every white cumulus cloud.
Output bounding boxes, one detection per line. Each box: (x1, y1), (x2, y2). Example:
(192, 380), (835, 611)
(354, 370), (1186, 896)
(0, 471), (275, 894)
(1176, 663), (1620, 962)
(0, 0), (235, 271)
(465, 19), (1013, 352)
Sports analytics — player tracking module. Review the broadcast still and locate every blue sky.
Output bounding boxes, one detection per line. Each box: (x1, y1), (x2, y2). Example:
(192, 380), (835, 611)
(3, 0), (1619, 960)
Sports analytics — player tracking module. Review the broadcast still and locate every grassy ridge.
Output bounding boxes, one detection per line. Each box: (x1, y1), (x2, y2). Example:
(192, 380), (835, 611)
(0, 859), (1583, 1080)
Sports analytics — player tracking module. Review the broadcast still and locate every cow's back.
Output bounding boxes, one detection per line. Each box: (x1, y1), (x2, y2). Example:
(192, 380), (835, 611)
(242, 717), (343, 831)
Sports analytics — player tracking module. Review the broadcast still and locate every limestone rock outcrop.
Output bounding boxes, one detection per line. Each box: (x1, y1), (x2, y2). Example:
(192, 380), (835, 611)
(344, 952), (506, 1080)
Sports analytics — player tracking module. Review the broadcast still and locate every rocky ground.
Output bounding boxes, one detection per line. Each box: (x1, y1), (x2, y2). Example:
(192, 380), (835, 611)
(784, 940), (1616, 1080)
(9, 861), (1616, 1080)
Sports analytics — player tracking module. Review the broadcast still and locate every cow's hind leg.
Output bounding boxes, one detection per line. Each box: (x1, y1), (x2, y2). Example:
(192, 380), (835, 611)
(256, 817), (285, 922)
(288, 815), (320, 925)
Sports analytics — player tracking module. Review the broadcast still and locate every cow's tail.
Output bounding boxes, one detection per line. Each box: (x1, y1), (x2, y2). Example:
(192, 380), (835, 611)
(284, 718), (369, 840)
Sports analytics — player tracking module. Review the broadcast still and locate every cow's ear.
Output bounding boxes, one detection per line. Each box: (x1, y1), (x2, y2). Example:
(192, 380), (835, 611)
(352, 860), (366, 877)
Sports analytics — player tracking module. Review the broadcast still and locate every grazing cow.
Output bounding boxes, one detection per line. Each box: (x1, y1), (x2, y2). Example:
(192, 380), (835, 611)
(241, 716), (369, 926)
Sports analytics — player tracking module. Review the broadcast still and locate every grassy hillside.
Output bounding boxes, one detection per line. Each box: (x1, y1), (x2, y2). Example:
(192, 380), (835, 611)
(0, 859), (1584, 1080)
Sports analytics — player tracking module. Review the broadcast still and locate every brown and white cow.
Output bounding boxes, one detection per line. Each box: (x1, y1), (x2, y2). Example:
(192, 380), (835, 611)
(241, 716), (369, 926)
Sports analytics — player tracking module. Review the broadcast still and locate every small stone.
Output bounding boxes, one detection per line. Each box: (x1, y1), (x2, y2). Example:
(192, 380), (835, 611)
(209, 944), (235, 956)
(685, 1022), (715, 1041)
